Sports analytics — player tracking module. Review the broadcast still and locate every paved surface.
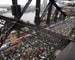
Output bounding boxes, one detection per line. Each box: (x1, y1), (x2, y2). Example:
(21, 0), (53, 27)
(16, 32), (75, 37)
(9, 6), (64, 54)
(55, 42), (75, 60)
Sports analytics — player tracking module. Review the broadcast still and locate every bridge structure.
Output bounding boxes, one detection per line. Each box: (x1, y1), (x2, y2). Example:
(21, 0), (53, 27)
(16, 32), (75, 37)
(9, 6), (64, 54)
(0, 0), (75, 60)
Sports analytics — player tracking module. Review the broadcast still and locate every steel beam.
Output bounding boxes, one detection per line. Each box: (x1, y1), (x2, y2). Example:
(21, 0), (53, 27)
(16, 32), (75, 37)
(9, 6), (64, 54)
(46, 0), (53, 25)
(34, 0), (41, 25)
(20, 0), (32, 18)
(50, 0), (66, 16)
(53, 9), (59, 22)
(12, 0), (17, 5)
(41, 1), (51, 20)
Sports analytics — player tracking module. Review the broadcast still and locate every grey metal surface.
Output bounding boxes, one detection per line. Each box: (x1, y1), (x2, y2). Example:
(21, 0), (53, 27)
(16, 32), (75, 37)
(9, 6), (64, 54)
(55, 42), (75, 60)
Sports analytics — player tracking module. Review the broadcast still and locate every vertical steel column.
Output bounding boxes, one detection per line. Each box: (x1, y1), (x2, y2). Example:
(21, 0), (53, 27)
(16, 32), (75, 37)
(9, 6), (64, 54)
(53, 9), (59, 22)
(59, 13), (62, 20)
(62, 15), (66, 21)
(34, 0), (41, 25)
(11, 0), (21, 18)
(59, 13), (66, 21)
(12, 0), (21, 38)
(12, 0), (18, 17)
(46, 0), (53, 25)
(12, 0), (17, 5)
